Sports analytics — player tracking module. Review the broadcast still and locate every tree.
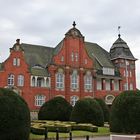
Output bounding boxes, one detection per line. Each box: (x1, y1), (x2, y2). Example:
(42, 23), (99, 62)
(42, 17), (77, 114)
(110, 90), (140, 134)
(38, 96), (72, 121)
(0, 88), (30, 140)
(95, 98), (110, 122)
(70, 98), (104, 126)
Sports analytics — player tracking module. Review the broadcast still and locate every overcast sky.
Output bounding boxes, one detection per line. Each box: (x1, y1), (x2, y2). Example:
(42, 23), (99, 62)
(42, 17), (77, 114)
(0, 0), (140, 88)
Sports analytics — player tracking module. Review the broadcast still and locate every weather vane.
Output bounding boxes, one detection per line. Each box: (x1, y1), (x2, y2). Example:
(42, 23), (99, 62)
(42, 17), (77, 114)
(118, 26), (121, 38)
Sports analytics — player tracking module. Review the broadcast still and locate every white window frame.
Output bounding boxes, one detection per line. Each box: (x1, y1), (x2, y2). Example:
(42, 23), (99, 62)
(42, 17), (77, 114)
(71, 73), (78, 89)
(7, 74), (14, 86)
(35, 95), (46, 106)
(70, 96), (79, 106)
(103, 67), (114, 75)
(13, 58), (20, 66)
(84, 75), (92, 90)
(56, 73), (64, 89)
(17, 75), (24, 86)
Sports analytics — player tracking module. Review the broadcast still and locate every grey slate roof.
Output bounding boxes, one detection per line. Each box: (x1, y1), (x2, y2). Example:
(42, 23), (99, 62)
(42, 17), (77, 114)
(110, 36), (136, 60)
(21, 43), (54, 68)
(31, 67), (49, 76)
(85, 42), (115, 68)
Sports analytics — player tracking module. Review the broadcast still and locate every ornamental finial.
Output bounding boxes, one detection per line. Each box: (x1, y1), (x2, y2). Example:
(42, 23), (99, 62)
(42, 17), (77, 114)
(72, 21), (76, 28)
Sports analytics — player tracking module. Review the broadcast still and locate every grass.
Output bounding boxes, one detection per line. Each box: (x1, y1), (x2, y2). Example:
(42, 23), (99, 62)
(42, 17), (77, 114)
(29, 127), (110, 140)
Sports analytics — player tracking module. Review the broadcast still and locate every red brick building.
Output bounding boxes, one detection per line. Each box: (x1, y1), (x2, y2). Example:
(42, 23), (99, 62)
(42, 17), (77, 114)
(0, 22), (137, 111)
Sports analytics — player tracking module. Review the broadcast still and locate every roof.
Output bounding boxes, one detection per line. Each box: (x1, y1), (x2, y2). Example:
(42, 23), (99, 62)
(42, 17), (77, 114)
(21, 43), (54, 67)
(85, 42), (115, 68)
(110, 35), (136, 60)
(31, 66), (49, 76)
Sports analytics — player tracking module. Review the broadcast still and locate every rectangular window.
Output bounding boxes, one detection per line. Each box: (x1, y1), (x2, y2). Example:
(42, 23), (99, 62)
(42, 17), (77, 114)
(84, 76), (92, 90)
(106, 79), (110, 90)
(56, 73), (64, 89)
(114, 80), (119, 91)
(103, 67), (114, 75)
(97, 78), (102, 90)
(13, 58), (20, 66)
(17, 75), (24, 86)
(71, 75), (78, 89)
(35, 95), (45, 106)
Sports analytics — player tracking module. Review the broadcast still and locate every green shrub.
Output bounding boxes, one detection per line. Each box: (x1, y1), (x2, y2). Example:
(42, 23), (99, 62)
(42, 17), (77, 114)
(110, 90), (140, 134)
(72, 123), (98, 132)
(0, 88), (30, 140)
(70, 98), (104, 126)
(38, 96), (72, 121)
(31, 121), (98, 134)
(95, 98), (110, 122)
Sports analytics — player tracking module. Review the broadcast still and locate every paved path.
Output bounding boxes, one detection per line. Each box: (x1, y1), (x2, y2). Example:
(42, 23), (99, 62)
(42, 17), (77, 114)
(53, 136), (110, 140)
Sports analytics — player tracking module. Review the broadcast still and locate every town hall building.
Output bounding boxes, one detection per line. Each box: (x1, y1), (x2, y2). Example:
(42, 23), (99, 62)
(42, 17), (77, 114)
(0, 22), (137, 111)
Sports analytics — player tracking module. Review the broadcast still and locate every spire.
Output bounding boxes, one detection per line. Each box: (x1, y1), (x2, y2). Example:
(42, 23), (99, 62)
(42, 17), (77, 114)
(72, 21), (76, 28)
(118, 26), (121, 38)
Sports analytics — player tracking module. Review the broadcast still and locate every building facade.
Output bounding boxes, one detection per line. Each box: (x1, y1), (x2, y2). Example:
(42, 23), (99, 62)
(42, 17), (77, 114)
(0, 23), (137, 110)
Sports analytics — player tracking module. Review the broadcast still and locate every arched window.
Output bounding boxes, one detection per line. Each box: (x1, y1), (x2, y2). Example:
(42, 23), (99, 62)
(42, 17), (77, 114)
(84, 75), (92, 90)
(7, 74), (14, 86)
(71, 70), (78, 89)
(35, 95), (46, 106)
(37, 77), (44, 87)
(32, 77), (35, 87)
(56, 73), (64, 89)
(17, 75), (24, 86)
(70, 96), (79, 106)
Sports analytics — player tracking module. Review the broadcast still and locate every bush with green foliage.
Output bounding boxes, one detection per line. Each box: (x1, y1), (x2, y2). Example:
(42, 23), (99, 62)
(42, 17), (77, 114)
(95, 98), (110, 122)
(0, 88), (30, 140)
(110, 90), (140, 134)
(38, 96), (72, 121)
(70, 98), (104, 126)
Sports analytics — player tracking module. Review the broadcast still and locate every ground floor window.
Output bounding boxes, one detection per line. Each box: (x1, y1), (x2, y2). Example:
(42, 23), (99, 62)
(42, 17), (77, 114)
(35, 95), (46, 106)
(70, 96), (79, 106)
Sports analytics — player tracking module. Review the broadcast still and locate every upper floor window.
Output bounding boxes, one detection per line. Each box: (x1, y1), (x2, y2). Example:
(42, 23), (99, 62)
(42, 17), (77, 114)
(17, 75), (24, 86)
(75, 52), (78, 62)
(71, 70), (78, 89)
(71, 52), (74, 61)
(70, 96), (79, 106)
(84, 72), (92, 90)
(56, 73), (64, 89)
(103, 67), (114, 75)
(7, 74), (14, 86)
(13, 58), (20, 66)
(35, 95), (46, 106)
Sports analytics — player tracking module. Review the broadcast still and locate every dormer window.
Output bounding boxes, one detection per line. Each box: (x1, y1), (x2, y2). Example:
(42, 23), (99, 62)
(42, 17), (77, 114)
(103, 67), (114, 75)
(13, 58), (20, 66)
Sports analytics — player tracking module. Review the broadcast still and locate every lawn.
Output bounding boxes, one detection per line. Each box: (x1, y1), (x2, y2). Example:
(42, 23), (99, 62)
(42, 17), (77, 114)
(29, 127), (110, 140)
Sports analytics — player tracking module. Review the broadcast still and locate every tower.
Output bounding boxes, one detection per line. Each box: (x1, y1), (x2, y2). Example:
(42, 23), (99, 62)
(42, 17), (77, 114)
(110, 34), (137, 91)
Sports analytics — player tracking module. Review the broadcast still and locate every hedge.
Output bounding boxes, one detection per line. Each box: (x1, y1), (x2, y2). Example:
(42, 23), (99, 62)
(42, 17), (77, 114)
(110, 90), (140, 134)
(70, 98), (104, 126)
(0, 88), (30, 140)
(38, 96), (72, 121)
